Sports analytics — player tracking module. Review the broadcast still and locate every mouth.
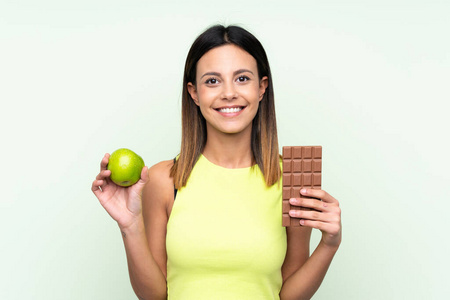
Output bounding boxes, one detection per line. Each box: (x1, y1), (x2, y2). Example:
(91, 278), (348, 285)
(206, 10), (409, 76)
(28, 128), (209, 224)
(215, 106), (246, 114)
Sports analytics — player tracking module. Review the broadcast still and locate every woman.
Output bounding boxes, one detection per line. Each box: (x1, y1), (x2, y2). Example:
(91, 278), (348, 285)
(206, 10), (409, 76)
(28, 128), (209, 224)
(92, 25), (342, 300)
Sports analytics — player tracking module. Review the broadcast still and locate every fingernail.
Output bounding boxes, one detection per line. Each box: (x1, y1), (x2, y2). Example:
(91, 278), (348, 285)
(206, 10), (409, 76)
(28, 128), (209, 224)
(289, 198), (297, 204)
(300, 219), (305, 226)
(301, 188), (307, 194)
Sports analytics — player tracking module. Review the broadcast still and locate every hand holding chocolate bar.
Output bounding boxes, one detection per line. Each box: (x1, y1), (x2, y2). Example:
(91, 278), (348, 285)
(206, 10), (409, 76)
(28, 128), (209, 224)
(282, 146), (341, 248)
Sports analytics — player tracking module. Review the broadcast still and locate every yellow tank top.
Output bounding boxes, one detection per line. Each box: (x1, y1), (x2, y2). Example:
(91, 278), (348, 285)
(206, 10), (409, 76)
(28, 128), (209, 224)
(166, 154), (287, 299)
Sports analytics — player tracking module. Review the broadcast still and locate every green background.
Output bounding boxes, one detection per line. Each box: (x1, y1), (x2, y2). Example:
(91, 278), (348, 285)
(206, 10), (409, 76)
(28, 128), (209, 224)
(1, 0), (449, 299)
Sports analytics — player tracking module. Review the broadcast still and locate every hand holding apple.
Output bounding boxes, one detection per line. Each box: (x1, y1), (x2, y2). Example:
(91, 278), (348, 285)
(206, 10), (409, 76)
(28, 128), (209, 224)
(91, 149), (148, 229)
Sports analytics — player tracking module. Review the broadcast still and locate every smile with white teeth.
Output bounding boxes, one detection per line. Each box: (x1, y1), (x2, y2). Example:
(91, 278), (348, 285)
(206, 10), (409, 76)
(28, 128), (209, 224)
(217, 107), (243, 113)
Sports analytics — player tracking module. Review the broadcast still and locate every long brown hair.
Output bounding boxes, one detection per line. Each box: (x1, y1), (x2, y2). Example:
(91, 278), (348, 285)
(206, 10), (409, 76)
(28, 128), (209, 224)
(170, 25), (281, 188)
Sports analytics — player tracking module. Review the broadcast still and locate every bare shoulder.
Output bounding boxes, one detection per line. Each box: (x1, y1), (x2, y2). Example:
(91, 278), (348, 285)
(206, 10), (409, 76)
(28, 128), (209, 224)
(147, 160), (174, 188)
(142, 159), (175, 213)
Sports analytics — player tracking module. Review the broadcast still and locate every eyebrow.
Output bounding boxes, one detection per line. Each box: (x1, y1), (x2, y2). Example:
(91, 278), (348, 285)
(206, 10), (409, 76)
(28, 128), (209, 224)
(200, 69), (254, 79)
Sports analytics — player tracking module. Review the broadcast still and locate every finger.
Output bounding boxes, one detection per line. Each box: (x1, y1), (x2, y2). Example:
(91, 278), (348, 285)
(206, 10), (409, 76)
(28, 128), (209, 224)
(298, 219), (341, 235)
(91, 179), (104, 195)
(133, 166), (149, 185)
(300, 188), (338, 204)
(100, 153), (110, 171)
(96, 169), (112, 180)
(140, 166), (149, 184)
(289, 209), (335, 222)
(289, 197), (328, 212)
(129, 166), (149, 194)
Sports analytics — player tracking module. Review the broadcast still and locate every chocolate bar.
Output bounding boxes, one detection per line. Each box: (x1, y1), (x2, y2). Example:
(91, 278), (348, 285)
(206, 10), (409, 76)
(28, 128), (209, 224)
(282, 146), (322, 227)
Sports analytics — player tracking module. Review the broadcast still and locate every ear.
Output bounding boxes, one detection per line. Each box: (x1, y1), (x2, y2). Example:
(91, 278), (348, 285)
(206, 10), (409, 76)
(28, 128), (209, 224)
(259, 76), (269, 101)
(187, 82), (199, 106)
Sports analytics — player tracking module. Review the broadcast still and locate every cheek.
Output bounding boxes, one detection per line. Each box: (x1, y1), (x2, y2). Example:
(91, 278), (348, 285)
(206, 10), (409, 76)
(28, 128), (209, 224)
(240, 85), (261, 100)
(197, 87), (219, 102)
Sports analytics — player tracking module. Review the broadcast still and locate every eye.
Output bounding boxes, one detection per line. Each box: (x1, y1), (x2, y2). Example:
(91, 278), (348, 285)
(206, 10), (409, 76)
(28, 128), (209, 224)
(237, 75), (250, 82)
(205, 77), (219, 84)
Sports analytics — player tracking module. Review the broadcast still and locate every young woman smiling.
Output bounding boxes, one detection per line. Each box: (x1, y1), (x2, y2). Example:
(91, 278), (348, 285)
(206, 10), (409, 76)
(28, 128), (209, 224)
(92, 25), (342, 300)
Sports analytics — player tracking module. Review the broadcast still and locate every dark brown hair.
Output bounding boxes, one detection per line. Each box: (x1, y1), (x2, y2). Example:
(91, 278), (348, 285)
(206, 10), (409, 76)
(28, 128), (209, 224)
(171, 24), (280, 188)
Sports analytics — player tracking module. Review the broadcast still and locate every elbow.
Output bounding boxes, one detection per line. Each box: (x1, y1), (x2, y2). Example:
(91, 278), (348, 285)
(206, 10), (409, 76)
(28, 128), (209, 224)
(132, 283), (167, 300)
(134, 288), (167, 300)
(135, 292), (167, 300)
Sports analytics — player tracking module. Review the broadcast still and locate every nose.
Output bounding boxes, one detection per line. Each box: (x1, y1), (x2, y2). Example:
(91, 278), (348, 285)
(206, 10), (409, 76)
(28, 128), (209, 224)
(221, 81), (238, 100)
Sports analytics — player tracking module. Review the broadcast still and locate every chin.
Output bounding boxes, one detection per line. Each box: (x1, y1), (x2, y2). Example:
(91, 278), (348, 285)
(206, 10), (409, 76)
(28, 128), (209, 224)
(220, 126), (252, 136)
(206, 121), (253, 137)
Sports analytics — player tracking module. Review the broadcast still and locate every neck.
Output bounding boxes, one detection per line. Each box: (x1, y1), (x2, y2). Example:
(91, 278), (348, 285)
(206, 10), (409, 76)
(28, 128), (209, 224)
(202, 126), (253, 169)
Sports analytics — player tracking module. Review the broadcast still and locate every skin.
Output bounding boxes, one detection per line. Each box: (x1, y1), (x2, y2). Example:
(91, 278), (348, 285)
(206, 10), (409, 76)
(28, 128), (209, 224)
(92, 44), (342, 300)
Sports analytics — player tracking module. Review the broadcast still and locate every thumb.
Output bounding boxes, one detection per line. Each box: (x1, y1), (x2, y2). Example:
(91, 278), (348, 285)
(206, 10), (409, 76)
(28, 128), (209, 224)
(139, 166), (149, 185)
(129, 166), (148, 195)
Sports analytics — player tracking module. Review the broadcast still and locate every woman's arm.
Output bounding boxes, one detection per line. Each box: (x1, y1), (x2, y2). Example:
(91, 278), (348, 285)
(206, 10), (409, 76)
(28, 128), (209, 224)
(280, 188), (342, 300)
(91, 155), (170, 300)
(125, 160), (175, 299)
(120, 216), (167, 300)
(141, 160), (175, 280)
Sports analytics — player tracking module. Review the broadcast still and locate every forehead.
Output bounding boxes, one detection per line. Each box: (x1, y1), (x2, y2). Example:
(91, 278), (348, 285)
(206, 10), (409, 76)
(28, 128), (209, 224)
(196, 44), (257, 74)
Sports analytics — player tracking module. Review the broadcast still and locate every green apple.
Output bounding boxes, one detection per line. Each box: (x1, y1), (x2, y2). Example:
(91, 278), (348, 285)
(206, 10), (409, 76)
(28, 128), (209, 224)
(107, 148), (145, 187)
